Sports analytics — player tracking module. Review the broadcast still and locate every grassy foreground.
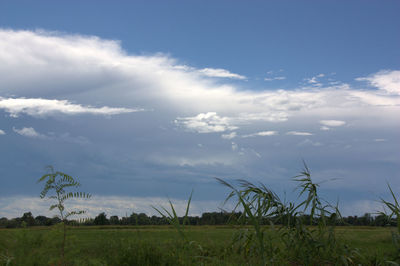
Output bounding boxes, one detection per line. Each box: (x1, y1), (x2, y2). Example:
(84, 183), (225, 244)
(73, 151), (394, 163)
(0, 225), (397, 265)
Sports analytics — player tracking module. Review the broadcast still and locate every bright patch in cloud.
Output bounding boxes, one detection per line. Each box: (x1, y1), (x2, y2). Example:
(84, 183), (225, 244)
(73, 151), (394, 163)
(286, 131), (313, 136)
(197, 68), (246, 80)
(356, 70), (400, 95)
(319, 120), (346, 127)
(298, 139), (322, 147)
(151, 155), (235, 167)
(175, 112), (237, 133)
(0, 97), (142, 118)
(305, 74), (325, 86)
(242, 131), (278, 138)
(13, 127), (46, 139)
(231, 142), (238, 151)
(0, 129), (5, 135)
(221, 132), (237, 139)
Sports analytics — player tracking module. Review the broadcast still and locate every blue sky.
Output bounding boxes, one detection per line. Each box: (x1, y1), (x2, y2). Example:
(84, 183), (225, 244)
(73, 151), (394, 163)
(0, 1), (399, 218)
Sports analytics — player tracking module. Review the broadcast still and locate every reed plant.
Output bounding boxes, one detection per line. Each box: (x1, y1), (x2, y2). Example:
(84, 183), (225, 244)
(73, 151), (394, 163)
(152, 190), (193, 241)
(217, 162), (361, 265)
(380, 183), (400, 263)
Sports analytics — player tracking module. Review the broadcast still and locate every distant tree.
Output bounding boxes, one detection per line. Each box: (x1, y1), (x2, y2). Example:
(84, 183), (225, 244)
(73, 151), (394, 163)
(360, 213), (373, 226)
(35, 215), (48, 226)
(51, 216), (62, 225)
(94, 212), (109, 225)
(82, 218), (94, 226)
(120, 216), (130, 225)
(109, 215), (119, 225)
(5, 218), (19, 228)
(374, 214), (389, 226)
(130, 212), (139, 226)
(137, 213), (150, 225)
(21, 212), (35, 226)
(0, 217), (8, 227)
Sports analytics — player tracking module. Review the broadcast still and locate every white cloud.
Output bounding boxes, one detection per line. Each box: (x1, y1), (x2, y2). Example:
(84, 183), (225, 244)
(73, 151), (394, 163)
(1, 29), (399, 129)
(305, 74), (325, 86)
(242, 131), (278, 138)
(319, 120), (346, 127)
(221, 132), (237, 139)
(298, 138), (322, 147)
(197, 68), (246, 80)
(320, 126), (330, 131)
(13, 127), (47, 139)
(175, 112), (238, 133)
(374, 138), (387, 142)
(356, 70), (400, 95)
(151, 155), (235, 167)
(0, 194), (383, 219)
(264, 69), (286, 81)
(0, 129), (5, 135)
(0, 195), (225, 218)
(307, 77), (318, 84)
(341, 200), (382, 217)
(231, 142), (238, 151)
(12, 127), (88, 144)
(0, 97), (141, 118)
(58, 132), (90, 145)
(349, 91), (400, 106)
(286, 131), (313, 136)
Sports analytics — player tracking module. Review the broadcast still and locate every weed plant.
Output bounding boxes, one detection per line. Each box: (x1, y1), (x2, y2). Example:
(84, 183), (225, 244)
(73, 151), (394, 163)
(38, 166), (91, 265)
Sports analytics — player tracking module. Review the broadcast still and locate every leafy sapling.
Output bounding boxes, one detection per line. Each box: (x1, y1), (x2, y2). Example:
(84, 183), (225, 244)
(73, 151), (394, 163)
(38, 166), (91, 264)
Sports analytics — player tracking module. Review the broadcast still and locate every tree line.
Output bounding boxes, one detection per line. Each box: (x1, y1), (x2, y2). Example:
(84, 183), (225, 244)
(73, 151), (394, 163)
(0, 211), (396, 228)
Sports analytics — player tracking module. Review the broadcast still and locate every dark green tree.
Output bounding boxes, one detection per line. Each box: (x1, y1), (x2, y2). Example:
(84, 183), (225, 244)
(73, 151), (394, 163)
(21, 212), (35, 226)
(109, 215), (119, 225)
(94, 212), (109, 225)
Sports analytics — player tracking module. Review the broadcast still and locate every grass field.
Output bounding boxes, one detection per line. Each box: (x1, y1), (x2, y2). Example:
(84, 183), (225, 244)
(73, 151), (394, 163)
(0, 225), (398, 265)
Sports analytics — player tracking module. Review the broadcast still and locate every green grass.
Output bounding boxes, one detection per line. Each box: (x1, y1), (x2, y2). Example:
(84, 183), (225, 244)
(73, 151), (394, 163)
(0, 225), (397, 265)
(336, 226), (396, 262)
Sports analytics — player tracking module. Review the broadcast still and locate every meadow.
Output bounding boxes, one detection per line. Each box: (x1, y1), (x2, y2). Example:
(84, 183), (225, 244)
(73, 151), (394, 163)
(0, 225), (397, 265)
(1, 165), (399, 265)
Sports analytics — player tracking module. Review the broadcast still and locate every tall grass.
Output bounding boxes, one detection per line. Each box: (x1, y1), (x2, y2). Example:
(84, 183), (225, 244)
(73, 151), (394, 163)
(380, 183), (400, 263)
(152, 190), (193, 241)
(217, 162), (361, 265)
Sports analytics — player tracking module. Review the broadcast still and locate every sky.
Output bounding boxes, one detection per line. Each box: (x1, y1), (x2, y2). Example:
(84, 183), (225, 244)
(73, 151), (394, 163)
(0, 1), (399, 218)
